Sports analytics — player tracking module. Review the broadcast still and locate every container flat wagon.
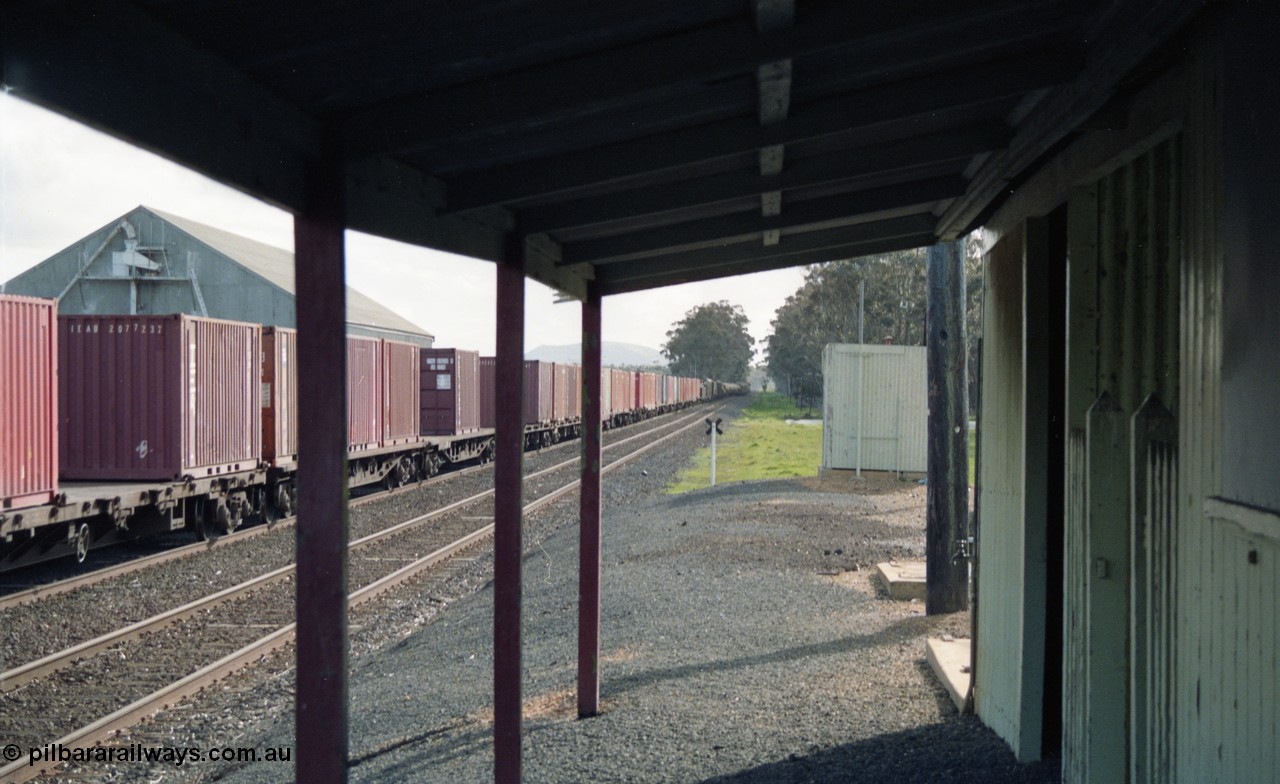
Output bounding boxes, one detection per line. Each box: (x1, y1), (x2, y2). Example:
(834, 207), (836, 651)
(1, 316), (730, 571)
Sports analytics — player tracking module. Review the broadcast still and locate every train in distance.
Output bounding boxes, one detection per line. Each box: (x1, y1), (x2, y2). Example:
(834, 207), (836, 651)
(0, 294), (744, 572)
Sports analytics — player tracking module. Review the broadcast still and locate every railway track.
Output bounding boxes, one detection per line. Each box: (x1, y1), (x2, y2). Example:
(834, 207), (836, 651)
(0, 405), (703, 613)
(0, 406), (719, 783)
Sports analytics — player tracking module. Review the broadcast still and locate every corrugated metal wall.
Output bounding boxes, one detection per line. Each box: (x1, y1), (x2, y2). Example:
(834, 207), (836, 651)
(821, 344), (927, 473)
(1177, 20), (1279, 783)
(1062, 135), (1180, 782)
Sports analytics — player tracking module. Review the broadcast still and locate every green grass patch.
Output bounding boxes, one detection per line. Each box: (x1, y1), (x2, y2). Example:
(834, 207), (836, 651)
(666, 393), (823, 493)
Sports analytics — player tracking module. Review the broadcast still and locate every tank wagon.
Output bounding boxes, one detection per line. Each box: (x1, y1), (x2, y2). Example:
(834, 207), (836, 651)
(0, 298), (733, 571)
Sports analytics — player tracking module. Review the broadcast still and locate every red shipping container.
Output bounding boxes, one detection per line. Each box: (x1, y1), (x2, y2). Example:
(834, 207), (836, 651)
(421, 348), (480, 436)
(348, 336), (382, 452)
(611, 369), (634, 415)
(59, 314), (261, 480)
(636, 371), (659, 410)
(523, 360), (554, 425)
(382, 339), (420, 445)
(479, 356), (496, 429)
(1, 295), (57, 509)
(262, 326), (298, 467)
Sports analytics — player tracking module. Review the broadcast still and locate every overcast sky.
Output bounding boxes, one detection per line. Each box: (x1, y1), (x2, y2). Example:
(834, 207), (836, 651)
(0, 94), (807, 358)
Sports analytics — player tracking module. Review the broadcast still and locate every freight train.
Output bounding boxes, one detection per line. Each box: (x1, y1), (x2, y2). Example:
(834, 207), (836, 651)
(0, 294), (741, 572)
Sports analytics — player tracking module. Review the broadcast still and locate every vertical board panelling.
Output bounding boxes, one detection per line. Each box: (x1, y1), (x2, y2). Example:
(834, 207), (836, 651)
(1063, 430), (1088, 783)
(1063, 183), (1098, 783)
(974, 227), (1026, 752)
(1084, 395), (1128, 782)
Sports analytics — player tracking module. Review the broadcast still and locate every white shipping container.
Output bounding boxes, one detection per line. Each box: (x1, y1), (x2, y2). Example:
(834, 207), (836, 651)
(822, 344), (927, 474)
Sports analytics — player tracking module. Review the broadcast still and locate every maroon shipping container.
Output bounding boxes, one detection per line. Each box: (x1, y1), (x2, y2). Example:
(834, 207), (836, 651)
(523, 360), (554, 425)
(381, 339), (420, 445)
(1, 295), (57, 509)
(261, 327), (298, 467)
(569, 364), (582, 419)
(479, 356), (496, 429)
(421, 348), (480, 436)
(348, 336), (382, 452)
(59, 314), (261, 481)
(552, 362), (581, 421)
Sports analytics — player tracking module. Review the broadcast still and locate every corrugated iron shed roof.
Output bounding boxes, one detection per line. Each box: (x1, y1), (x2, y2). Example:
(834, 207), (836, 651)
(145, 206), (433, 340)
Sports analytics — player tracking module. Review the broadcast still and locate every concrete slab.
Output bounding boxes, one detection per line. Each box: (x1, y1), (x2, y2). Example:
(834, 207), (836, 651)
(874, 559), (926, 600)
(926, 636), (971, 712)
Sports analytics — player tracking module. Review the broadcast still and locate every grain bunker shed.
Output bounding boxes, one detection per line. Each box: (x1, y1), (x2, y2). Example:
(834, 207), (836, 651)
(1, 205), (434, 348)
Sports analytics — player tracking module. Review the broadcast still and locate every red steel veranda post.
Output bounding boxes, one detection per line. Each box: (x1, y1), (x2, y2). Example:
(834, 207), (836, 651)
(294, 137), (350, 783)
(578, 281), (603, 717)
(493, 232), (526, 784)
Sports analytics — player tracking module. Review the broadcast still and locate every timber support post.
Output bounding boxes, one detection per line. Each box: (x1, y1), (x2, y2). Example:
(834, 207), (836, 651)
(925, 239), (969, 614)
(494, 228), (526, 784)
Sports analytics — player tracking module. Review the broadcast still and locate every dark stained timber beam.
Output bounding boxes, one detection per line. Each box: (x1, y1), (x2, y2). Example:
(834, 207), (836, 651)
(561, 175), (965, 264)
(343, 0), (1079, 158)
(1, 0), (319, 213)
(527, 123), (1009, 235)
(935, 0), (1208, 238)
(444, 49), (1081, 213)
(596, 231), (937, 295)
(592, 214), (933, 280)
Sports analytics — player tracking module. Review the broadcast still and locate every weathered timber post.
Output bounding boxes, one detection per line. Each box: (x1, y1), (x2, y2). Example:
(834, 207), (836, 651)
(925, 239), (969, 614)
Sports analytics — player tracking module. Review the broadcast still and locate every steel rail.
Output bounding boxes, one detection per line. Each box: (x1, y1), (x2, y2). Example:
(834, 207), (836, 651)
(0, 403), (710, 612)
(0, 406), (716, 695)
(0, 403), (721, 784)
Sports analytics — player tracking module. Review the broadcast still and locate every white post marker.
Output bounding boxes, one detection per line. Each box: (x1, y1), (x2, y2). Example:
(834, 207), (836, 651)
(705, 417), (723, 487)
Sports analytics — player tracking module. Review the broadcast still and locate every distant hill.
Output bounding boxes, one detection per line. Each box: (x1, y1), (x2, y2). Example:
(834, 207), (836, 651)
(527, 341), (666, 368)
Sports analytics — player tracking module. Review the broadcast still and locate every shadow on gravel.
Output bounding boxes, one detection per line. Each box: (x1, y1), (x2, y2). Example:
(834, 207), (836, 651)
(607, 614), (937, 698)
(697, 716), (1061, 784)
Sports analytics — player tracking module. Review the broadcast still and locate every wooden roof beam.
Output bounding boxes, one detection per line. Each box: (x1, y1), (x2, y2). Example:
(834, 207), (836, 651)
(562, 175), (964, 265)
(596, 231), (937, 295)
(592, 214), (935, 273)
(1, 0), (320, 213)
(755, 0), (796, 246)
(342, 0), (1081, 157)
(441, 48), (1080, 212)
(522, 122), (1010, 234)
(936, 0), (1207, 237)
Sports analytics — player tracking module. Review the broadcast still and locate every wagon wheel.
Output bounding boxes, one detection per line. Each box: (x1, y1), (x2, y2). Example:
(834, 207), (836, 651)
(261, 486), (278, 525)
(193, 497), (218, 542)
(73, 523), (92, 563)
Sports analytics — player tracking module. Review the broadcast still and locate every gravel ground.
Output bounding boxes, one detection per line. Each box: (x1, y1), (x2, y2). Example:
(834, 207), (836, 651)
(0, 409), (693, 671)
(38, 398), (1059, 783)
